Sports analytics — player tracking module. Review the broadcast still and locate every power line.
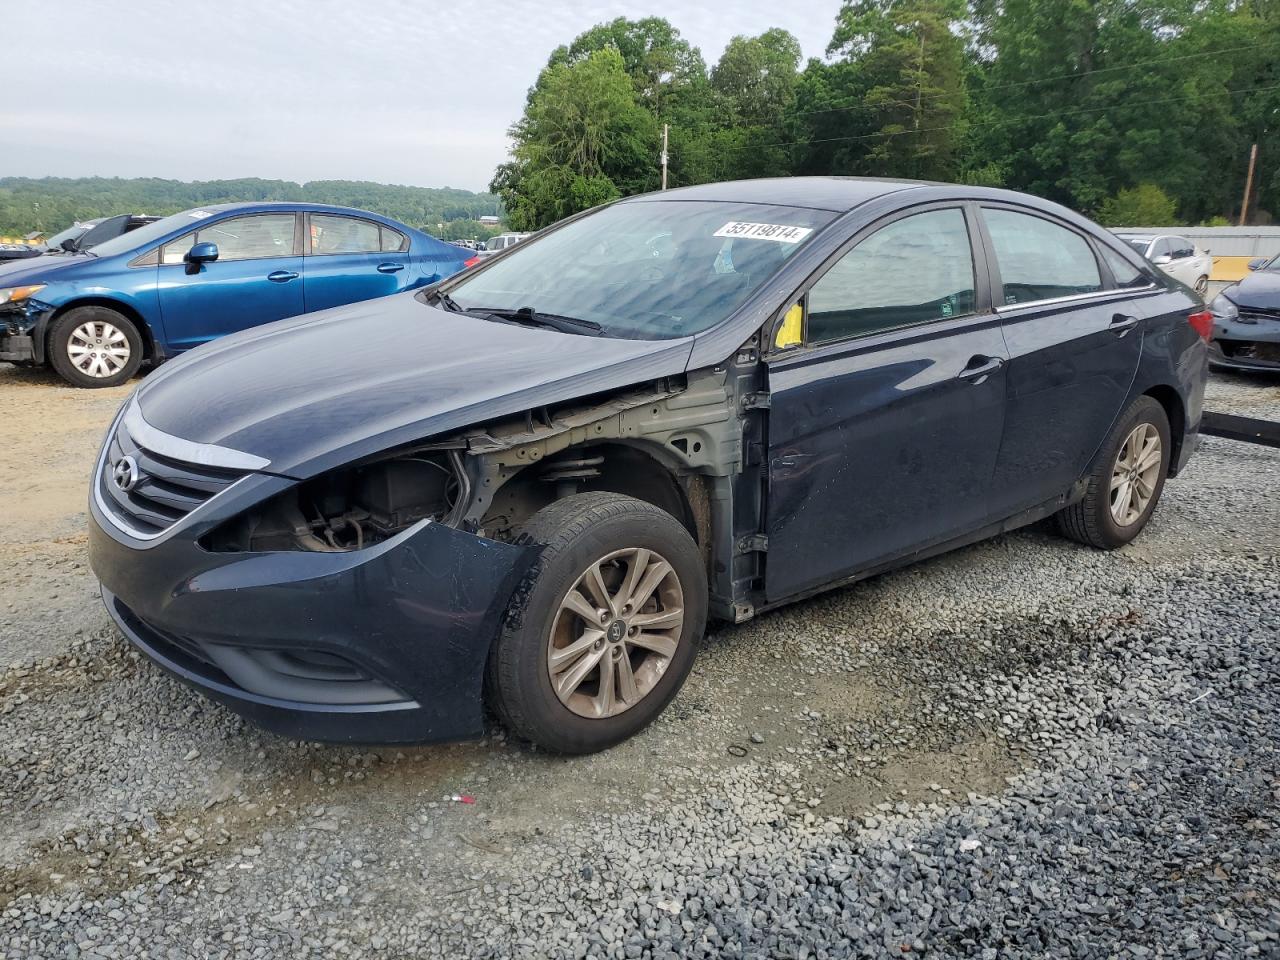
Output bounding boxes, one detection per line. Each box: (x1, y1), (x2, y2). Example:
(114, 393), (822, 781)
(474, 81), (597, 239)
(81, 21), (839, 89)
(736, 79), (1280, 153)
(787, 39), (1280, 121)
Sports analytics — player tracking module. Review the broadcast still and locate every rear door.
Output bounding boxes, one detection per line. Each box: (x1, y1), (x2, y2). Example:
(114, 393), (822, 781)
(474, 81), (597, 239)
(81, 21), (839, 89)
(978, 204), (1147, 517)
(763, 205), (1009, 602)
(303, 214), (412, 312)
(155, 212), (304, 352)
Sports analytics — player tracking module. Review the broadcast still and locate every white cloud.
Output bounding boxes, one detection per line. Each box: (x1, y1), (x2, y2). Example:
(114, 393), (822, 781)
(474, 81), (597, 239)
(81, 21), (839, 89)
(1, 0), (839, 191)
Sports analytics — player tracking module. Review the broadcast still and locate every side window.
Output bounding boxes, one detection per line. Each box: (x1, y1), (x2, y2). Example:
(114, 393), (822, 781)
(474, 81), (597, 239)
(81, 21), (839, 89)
(380, 226), (408, 252)
(161, 214), (296, 265)
(807, 208), (975, 344)
(310, 215), (382, 255)
(984, 208), (1101, 304)
(1149, 237), (1171, 261)
(1170, 237), (1194, 259)
(1099, 246), (1150, 289)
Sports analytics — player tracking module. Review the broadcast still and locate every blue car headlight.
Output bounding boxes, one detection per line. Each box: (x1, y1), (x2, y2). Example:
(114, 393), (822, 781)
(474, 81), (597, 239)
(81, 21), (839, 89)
(0, 284), (46, 306)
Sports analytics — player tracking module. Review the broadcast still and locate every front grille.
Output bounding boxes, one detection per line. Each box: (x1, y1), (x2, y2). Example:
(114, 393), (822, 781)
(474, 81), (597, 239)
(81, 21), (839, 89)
(99, 418), (248, 536)
(1218, 339), (1280, 366)
(1239, 309), (1280, 324)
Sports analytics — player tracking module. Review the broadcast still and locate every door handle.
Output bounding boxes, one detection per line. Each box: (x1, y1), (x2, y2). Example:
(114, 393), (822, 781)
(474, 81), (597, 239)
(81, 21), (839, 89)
(1109, 313), (1140, 336)
(957, 355), (1004, 383)
(267, 271), (299, 282)
(377, 262), (405, 274)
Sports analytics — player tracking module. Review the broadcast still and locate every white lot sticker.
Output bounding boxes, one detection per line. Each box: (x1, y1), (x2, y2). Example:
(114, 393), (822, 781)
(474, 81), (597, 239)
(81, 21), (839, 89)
(713, 221), (813, 243)
(188, 210), (213, 219)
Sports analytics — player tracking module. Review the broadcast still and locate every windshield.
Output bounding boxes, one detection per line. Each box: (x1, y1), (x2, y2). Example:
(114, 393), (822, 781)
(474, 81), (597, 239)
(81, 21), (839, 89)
(446, 201), (834, 339)
(43, 223), (91, 249)
(88, 208), (221, 259)
(1122, 238), (1152, 255)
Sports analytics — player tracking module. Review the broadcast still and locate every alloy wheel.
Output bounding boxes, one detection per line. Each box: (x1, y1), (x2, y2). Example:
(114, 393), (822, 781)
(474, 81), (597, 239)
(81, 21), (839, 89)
(1110, 422), (1162, 527)
(1194, 276), (1209, 295)
(67, 320), (131, 379)
(546, 547), (684, 719)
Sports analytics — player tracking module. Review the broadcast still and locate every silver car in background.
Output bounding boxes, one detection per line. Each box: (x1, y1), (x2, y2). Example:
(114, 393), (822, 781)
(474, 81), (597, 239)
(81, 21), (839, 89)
(1117, 233), (1213, 295)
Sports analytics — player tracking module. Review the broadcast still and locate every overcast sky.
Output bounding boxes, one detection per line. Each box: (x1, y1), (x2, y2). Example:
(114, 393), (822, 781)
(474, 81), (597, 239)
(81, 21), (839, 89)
(2, 0), (840, 193)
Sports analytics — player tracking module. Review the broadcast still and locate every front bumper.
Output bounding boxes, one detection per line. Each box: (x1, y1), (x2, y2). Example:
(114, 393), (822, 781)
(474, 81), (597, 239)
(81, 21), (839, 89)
(0, 333), (35, 363)
(90, 497), (537, 744)
(1, 299), (53, 364)
(1211, 313), (1280, 372)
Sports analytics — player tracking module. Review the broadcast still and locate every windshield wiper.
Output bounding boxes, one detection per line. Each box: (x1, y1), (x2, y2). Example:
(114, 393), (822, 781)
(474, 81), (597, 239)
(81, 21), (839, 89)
(426, 288), (462, 312)
(468, 305), (604, 336)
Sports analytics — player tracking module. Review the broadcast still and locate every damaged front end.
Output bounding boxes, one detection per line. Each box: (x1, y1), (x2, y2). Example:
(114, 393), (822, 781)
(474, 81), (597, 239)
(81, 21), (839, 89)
(201, 447), (471, 553)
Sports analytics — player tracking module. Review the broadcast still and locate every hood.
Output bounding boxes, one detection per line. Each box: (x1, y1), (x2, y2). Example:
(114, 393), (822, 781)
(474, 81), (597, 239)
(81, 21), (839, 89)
(1225, 268), (1280, 312)
(136, 292), (695, 477)
(0, 251), (94, 286)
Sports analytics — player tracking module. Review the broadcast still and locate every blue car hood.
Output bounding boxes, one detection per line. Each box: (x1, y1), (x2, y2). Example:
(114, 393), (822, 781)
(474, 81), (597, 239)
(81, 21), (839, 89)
(135, 292), (695, 478)
(0, 252), (94, 285)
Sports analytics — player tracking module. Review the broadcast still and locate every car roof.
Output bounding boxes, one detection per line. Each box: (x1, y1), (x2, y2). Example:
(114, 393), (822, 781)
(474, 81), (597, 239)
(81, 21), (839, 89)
(1117, 234), (1156, 242)
(179, 201), (416, 223)
(622, 176), (936, 212)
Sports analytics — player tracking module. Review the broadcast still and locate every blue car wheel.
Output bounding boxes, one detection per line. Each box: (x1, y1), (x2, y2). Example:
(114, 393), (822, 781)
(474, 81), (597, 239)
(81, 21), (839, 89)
(48, 305), (143, 389)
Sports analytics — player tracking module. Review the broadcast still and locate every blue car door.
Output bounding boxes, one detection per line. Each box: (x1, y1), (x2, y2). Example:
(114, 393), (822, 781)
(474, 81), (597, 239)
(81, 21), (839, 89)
(762, 205), (1009, 602)
(155, 212), (304, 352)
(976, 205), (1146, 517)
(303, 214), (412, 313)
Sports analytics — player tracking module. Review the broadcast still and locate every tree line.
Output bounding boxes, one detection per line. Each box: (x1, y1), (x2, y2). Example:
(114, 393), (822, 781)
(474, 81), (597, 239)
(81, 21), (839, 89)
(0, 177), (502, 239)
(492, 0), (1280, 230)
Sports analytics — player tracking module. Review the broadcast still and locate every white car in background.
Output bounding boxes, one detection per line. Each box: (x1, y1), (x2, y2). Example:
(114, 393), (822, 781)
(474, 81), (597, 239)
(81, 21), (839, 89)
(1116, 233), (1212, 295)
(475, 232), (530, 259)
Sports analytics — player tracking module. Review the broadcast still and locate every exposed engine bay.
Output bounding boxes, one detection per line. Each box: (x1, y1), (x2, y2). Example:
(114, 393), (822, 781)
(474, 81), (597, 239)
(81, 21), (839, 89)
(203, 451), (464, 552)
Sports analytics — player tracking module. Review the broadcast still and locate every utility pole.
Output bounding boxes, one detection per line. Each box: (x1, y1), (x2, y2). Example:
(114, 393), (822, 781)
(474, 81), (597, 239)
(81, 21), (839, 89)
(661, 124), (669, 191)
(1239, 143), (1258, 226)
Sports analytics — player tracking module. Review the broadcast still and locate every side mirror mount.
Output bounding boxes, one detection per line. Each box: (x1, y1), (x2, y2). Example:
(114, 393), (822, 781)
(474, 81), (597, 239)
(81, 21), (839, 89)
(185, 242), (219, 273)
(1248, 257), (1267, 271)
(1151, 254), (1172, 266)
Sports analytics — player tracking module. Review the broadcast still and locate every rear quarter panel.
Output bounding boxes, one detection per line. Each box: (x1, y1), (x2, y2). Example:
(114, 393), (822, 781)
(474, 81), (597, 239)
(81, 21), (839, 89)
(1131, 287), (1207, 472)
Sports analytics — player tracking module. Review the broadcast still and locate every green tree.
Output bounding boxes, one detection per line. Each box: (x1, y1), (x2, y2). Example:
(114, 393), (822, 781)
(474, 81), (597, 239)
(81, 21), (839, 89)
(1097, 184), (1178, 225)
(790, 0), (968, 180)
(492, 47), (658, 230)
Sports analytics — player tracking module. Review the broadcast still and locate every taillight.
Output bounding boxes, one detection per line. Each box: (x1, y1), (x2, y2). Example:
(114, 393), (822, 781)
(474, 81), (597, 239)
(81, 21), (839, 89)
(1187, 310), (1213, 342)
(463, 256), (480, 268)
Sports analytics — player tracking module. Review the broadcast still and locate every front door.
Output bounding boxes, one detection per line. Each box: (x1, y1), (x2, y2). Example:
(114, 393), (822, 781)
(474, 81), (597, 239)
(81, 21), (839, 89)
(763, 206), (1009, 602)
(303, 214), (412, 313)
(156, 212), (304, 352)
(977, 205), (1145, 517)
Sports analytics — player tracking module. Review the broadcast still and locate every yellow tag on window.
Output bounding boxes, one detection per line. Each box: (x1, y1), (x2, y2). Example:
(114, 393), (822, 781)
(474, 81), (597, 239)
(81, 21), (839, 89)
(775, 302), (804, 349)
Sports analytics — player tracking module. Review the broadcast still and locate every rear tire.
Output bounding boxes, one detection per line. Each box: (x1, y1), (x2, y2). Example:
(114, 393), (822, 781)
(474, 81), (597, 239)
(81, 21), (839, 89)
(48, 306), (143, 388)
(1056, 395), (1171, 549)
(488, 492), (706, 754)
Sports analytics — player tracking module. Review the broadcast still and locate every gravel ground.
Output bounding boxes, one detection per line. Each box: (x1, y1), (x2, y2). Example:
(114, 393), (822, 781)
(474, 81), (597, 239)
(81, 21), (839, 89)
(1, 363), (1277, 959)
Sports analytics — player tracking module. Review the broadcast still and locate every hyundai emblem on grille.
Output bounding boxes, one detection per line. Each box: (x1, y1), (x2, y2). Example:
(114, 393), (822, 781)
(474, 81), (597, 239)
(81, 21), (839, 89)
(112, 455), (140, 493)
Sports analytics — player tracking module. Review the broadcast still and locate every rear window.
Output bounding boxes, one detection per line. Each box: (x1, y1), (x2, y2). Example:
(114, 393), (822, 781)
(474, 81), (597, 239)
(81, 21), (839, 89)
(984, 209), (1101, 304)
(447, 201), (834, 339)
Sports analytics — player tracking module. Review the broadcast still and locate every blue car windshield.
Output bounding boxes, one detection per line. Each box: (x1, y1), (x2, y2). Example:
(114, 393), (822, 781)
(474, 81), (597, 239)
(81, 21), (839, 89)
(88, 208), (218, 258)
(444, 200), (835, 339)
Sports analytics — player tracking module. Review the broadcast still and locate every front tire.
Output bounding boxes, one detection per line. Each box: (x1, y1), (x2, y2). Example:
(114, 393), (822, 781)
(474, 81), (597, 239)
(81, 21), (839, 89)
(1056, 395), (1171, 549)
(488, 492), (707, 754)
(48, 306), (143, 388)
(1194, 275), (1209, 296)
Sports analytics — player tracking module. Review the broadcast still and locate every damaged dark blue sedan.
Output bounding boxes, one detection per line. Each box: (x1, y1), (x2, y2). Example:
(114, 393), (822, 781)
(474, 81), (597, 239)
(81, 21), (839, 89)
(89, 178), (1209, 753)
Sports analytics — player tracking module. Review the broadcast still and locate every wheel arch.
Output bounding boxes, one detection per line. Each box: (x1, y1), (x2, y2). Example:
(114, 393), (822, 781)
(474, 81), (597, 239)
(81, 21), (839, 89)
(480, 438), (709, 548)
(1142, 383), (1187, 476)
(45, 297), (158, 364)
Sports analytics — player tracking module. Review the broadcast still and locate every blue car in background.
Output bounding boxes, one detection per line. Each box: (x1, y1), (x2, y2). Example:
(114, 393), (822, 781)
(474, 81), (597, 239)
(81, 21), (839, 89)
(0, 202), (475, 387)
